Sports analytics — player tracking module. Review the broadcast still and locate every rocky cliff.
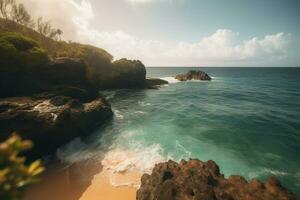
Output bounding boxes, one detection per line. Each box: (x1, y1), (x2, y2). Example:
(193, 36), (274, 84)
(0, 89), (113, 159)
(0, 32), (167, 159)
(137, 159), (299, 200)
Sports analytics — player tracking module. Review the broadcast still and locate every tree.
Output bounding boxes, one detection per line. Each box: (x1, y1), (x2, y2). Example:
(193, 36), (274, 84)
(0, 0), (15, 19)
(56, 29), (63, 40)
(36, 17), (52, 36)
(0, 134), (44, 200)
(11, 3), (34, 28)
(36, 17), (63, 40)
(1, 1), (63, 40)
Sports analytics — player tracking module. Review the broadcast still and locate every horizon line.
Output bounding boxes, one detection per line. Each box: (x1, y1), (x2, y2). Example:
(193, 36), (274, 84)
(146, 66), (300, 68)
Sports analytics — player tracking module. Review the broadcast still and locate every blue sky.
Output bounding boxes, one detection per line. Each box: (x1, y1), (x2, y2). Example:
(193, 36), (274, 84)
(91, 0), (300, 42)
(21, 0), (300, 66)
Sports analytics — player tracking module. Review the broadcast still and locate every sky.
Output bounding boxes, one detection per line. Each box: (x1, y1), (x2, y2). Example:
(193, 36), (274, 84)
(19, 0), (300, 66)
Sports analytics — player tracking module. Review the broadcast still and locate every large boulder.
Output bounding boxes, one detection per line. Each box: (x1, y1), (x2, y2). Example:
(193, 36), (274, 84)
(137, 159), (299, 200)
(175, 70), (211, 81)
(0, 90), (113, 160)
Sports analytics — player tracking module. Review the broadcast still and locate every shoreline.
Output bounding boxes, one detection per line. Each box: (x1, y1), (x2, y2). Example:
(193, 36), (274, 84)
(80, 170), (138, 200)
(23, 159), (138, 200)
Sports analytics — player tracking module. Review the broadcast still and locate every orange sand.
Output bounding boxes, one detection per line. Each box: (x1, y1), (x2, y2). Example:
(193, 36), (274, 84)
(23, 164), (139, 200)
(80, 170), (140, 200)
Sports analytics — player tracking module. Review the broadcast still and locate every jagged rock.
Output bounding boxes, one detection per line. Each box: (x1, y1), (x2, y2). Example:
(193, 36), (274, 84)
(175, 70), (211, 81)
(137, 159), (299, 200)
(0, 93), (113, 160)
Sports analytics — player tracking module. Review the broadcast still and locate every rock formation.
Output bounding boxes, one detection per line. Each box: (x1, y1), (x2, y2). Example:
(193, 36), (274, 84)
(137, 159), (299, 200)
(0, 88), (113, 160)
(175, 70), (212, 81)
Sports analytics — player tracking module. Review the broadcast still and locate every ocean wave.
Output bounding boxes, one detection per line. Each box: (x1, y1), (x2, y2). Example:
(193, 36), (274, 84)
(101, 143), (165, 188)
(101, 91), (116, 100)
(160, 77), (180, 84)
(188, 79), (211, 82)
(175, 140), (192, 158)
(138, 101), (152, 107)
(56, 138), (93, 163)
(248, 168), (288, 179)
(134, 111), (146, 114)
(113, 109), (124, 120)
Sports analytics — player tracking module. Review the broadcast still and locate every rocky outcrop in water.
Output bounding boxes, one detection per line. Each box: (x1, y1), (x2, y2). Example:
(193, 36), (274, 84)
(137, 159), (299, 200)
(175, 70), (211, 81)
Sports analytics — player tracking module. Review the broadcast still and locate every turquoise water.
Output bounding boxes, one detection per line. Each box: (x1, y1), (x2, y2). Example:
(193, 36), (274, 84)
(60, 67), (300, 194)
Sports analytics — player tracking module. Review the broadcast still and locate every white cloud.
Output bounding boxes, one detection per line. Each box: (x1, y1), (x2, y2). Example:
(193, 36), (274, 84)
(125, 0), (185, 4)
(126, 0), (154, 3)
(17, 0), (292, 66)
(18, 0), (93, 41)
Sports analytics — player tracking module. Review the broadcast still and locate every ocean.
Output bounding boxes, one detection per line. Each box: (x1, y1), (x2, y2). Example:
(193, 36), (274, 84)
(58, 67), (300, 194)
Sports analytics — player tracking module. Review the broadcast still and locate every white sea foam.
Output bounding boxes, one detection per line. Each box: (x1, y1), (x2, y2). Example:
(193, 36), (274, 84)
(138, 101), (152, 107)
(248, 168), (288, 179)
(113, 109), (124, 119)
(160, 77), (180, 84)
(188, 79), (210, 82)
(56, 138), (93, 163)
(101, 143), (165, 188)
(134, 111), (146, 114)
(175, 140), (192, 158)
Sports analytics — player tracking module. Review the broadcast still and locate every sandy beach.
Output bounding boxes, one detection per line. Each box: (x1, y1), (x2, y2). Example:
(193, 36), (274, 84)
(23, 160), (139, 200)
(80, 170), (138, 200)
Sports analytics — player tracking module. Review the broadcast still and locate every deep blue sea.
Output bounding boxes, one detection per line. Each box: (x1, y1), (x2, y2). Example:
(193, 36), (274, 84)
(60, 67), (300, 194)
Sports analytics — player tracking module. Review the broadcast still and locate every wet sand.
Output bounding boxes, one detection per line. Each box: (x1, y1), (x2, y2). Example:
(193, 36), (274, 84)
(80, 170), (138, 200)
(23, 160), (138, 200)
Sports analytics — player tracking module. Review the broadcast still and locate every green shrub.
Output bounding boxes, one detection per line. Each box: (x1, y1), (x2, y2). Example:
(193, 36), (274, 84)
(0, 32), (38, 51)
(0, 134), (44, 200)
(0, 32), (48, 71)
(0, 38), (17, 59)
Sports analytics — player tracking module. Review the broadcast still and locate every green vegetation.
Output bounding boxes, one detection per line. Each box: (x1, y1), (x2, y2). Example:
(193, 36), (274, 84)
(0, 0), (147, 89)
(0, 134), (44, 200)
(0, 32), (48, 71)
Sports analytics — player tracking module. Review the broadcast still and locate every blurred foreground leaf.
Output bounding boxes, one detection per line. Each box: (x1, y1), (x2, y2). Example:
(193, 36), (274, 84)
(0, 134), (44, 200)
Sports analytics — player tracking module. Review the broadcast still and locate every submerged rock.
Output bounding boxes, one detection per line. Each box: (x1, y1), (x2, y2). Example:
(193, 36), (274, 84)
(137, 159), (299, 200)
(175, 70), (211, 81)
(0, 90), (113, 160)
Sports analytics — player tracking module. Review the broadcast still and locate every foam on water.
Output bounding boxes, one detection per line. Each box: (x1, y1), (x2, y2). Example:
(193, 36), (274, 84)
(113, 109), (124, 120)
(160, 76), (180, 83)
(101, 143), (165, 187)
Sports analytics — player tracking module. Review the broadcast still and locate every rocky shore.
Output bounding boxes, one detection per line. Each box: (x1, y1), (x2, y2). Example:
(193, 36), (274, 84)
(0, 91), (113, 160)
(137, 159), (299, 200)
